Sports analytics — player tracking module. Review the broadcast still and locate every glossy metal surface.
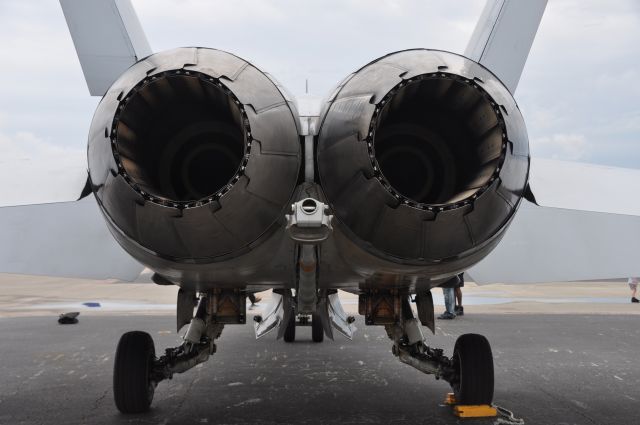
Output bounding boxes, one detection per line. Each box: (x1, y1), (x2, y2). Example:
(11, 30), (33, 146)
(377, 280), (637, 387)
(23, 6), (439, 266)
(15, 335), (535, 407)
(316, 49), (530, 280)
(88, 48), (301, 284)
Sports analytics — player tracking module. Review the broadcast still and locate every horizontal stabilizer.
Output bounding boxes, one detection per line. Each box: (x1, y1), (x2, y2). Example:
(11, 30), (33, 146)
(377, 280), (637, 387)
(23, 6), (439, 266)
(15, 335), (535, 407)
(468, 201), (640, 284)
(528, 158), (640, 216)
(470, 158), (640, 283)
(0, 197), (143, 281)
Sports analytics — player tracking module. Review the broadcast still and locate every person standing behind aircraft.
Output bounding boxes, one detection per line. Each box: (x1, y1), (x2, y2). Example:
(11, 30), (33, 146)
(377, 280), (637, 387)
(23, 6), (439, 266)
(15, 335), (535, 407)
(629, 277), (639, 303)
(455, 273), (464, 316)
(438, 275), (461, 320)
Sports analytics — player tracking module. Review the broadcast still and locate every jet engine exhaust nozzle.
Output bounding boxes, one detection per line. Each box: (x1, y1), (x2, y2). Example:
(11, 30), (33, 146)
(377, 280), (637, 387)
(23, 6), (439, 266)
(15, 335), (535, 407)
(317, 49), (529, 271)
(88, 48), (301, 266)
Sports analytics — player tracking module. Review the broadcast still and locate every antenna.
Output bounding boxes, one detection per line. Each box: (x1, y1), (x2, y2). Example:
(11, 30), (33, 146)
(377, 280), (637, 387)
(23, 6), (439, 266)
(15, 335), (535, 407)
(305, 79), (309, 94)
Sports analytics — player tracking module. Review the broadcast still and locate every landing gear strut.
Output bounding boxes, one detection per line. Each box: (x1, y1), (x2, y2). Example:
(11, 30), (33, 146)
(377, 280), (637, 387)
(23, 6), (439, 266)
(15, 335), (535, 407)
(362, 289), (495, 405)
(113, 290), (244, 413)
(279, 196), (339, 343)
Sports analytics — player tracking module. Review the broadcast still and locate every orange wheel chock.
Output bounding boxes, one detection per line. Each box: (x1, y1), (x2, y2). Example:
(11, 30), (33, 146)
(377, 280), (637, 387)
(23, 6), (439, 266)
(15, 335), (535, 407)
(444, 393), (498, 418)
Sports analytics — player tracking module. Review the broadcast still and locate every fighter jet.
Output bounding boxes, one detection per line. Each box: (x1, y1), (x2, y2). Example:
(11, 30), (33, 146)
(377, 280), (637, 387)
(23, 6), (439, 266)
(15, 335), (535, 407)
(2, 0), (639, 414)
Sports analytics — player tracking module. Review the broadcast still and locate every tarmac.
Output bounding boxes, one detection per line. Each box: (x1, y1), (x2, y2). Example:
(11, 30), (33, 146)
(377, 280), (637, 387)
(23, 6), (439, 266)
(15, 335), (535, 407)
(2, 273), (640, 317)
(0, 275), (639, 424)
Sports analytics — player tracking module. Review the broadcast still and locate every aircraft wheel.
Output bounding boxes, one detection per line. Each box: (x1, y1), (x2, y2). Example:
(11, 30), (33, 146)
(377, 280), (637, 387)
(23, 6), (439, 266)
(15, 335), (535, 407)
(451, 333), (494, 405)
(113, 331), (156, 413)
(311, 313), (324, 342)
(283, 313), (296, 342)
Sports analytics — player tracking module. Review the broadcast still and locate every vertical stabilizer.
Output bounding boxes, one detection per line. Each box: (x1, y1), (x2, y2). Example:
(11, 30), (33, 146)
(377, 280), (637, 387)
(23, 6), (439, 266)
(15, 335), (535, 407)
(59, 0), (152, 96)
(465, 0), (547, 93)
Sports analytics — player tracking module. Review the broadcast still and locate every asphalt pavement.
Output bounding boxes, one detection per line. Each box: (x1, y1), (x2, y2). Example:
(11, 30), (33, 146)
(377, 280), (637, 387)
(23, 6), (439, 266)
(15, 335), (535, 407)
(0, 314), (638, 425)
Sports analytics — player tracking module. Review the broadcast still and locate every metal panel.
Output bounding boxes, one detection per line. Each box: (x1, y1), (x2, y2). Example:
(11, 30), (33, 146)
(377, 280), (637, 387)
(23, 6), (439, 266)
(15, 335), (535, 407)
(465, 0), (547, 93)
(529, 158), (640, 216)
(468, 201), (640, 284)
(296, 94), (322, 118)
(0, 197), (143, 280)
(60, 0), (152, 96)
(0, 168), (90, 208)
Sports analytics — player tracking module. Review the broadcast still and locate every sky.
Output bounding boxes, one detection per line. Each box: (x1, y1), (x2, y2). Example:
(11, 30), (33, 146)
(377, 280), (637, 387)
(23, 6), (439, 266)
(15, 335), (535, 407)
(0, 0), (638, 205)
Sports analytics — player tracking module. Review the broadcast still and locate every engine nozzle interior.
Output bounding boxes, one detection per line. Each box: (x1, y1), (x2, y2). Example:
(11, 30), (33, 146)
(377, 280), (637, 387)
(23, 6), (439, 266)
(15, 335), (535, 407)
(373, 76), (504, 206)
(114, 72), (246, 202)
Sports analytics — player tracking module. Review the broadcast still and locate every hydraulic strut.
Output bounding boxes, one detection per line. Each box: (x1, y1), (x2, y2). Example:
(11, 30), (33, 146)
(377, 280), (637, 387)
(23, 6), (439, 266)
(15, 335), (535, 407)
(152, 293), (224, 383)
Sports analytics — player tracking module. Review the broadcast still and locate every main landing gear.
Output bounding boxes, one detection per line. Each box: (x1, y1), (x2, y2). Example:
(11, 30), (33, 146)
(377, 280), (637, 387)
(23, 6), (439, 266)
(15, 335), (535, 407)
(113, 289), (244, 413)
(361, 289), (494, 405)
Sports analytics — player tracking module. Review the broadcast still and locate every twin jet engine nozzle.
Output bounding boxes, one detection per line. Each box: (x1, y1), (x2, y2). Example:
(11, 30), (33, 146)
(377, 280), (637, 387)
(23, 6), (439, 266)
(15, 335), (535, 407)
(87, 48), (529, 278)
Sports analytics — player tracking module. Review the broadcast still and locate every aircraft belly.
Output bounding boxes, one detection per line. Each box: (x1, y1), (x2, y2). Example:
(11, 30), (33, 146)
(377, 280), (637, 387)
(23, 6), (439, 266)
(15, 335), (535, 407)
(105, 213), (296, 291)
(317, 224), (509, 293)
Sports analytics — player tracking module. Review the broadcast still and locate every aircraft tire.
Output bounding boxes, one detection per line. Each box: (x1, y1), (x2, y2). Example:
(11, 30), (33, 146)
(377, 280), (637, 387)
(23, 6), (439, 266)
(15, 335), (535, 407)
(451, 333), (494, 405)
(113, 331), (156, 413)
(311, 314), (324, 343)
(283, 314), (296, 342)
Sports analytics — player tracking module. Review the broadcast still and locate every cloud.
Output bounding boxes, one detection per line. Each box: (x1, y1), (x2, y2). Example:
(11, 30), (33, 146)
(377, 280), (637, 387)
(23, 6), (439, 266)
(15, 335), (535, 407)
(531, 133), (588, 161)
(515, 0), (640, 168)
(134, 0), (482, 97)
